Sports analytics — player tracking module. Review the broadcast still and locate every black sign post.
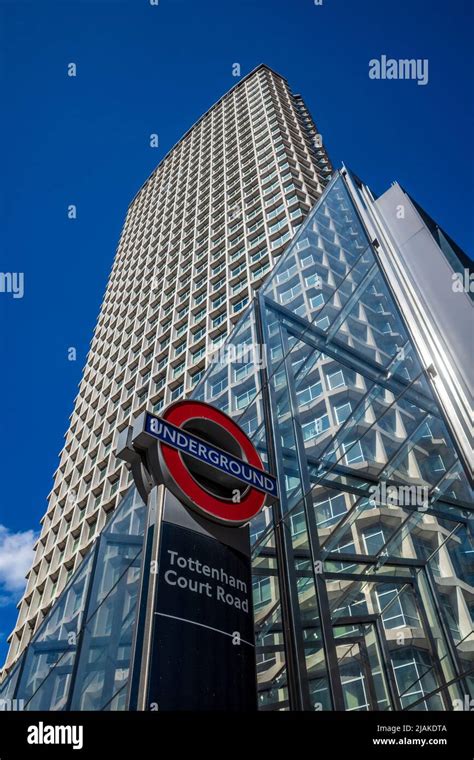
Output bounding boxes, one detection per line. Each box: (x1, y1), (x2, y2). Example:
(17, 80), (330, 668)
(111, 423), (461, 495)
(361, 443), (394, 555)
(148, 492), (256, 710)
(129, 488), (257, 711)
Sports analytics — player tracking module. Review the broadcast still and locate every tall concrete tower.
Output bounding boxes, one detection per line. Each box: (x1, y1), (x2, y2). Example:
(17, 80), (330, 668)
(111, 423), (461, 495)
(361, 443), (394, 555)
(4, 65), (333, 671)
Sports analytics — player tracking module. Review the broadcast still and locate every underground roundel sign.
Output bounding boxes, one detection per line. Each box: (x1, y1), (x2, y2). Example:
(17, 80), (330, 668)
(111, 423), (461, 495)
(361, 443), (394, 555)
(135, 400), (277, 526)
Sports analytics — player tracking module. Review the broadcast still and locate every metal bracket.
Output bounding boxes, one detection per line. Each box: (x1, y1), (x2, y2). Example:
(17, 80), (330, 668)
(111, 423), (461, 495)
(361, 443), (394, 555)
(116, 424), (155, 503)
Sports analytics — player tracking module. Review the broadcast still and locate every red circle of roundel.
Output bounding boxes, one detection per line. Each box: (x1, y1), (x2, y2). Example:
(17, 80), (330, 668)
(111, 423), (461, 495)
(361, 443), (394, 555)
(161, 400), (265, 525)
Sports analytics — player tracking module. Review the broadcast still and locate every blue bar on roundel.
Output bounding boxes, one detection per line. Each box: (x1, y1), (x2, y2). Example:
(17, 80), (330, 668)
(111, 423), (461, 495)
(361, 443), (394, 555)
(144, 412), (278, 498)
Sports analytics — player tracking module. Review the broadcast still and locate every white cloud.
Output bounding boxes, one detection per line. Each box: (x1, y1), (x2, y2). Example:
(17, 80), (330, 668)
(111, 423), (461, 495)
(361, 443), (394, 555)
(0, 525), (37, 603)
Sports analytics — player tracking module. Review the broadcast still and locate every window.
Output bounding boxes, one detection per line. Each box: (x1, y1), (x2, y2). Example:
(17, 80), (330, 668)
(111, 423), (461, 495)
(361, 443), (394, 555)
(231, 262), (246, 278)
(391, 649), (443, 709)
(362, 528), (386, 555)
(315, 315), (330, 330)
(315, 493), (346, 527)
(342, 440), (364, 465)
(302, 414), (330, 441)
(411, 535), (440, 577)
(333, 587), (367, 616)
(193, 327), (206, 343)
(212, 313), (226, 328)
(211, 378), (227, 397)
(305, 273), (321, 288)
(212, 276), (226, 292)
(376, 587), (420, 630)
(340, 662), (370, 711)
(235, 387), (254, 410)
(250, 248), (267, 264)
(234, 364), (253, 382)
(271, 230), (291, 250)
(334, 402), (352, 424)
(192, 370), (204, 385)
(439, 595), (461, 638)
(195, 292), (206, 306)
(252, 261), (270, 280)
(296, 381), (322, 406)
(193, 309), (206, 324)
(171, 384), (184, 401)
(327, 370), (345, 390)
(232, 280), (247, 295)
(192, 347), (206, 362)
(431, 454), (446, 473)
(254, 578), (272, 609)
(290, 510), (306, 537)
(301, 253), (314, 268)
(211, 333), (226, 349)
(266, 203), (285, 220)
(420, 422), (433, 439)
(310, 293), (324, 310)
(280, 284), (302, 304)
(212, 294), (226, 309)
(233, 296), (248, 314)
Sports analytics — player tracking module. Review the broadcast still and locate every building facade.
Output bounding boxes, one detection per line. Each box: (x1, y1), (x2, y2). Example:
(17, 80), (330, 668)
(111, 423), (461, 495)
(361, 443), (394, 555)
(2, 65), (332, 671)
(0, 167), (472, 712)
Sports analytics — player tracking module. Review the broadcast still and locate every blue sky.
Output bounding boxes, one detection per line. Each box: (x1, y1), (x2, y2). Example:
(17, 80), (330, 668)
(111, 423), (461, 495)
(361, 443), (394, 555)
(0, 0), (472, 663)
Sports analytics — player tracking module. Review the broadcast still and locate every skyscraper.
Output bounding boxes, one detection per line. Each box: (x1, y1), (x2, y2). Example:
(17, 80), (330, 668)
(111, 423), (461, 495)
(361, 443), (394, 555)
(3, 65), (333, 672)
